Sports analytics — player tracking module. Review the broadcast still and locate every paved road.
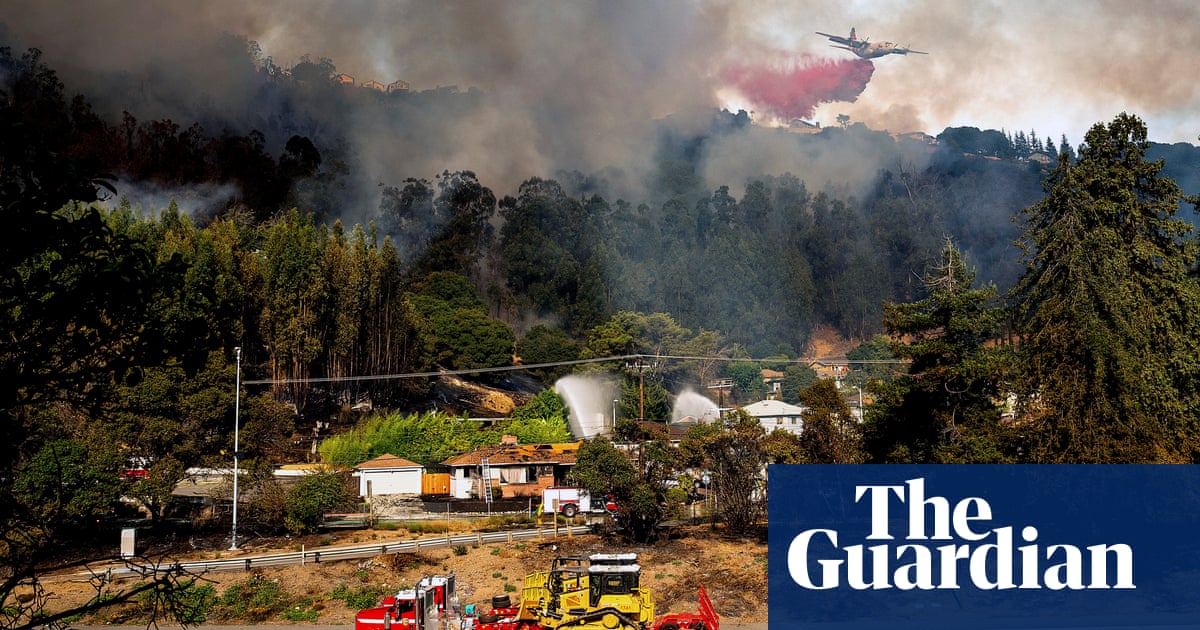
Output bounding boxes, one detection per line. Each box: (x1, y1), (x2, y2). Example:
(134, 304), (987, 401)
(52, 524), (594, 581)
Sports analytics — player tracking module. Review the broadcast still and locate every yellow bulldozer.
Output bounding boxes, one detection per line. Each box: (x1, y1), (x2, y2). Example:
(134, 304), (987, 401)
(511, 553), (654, 630)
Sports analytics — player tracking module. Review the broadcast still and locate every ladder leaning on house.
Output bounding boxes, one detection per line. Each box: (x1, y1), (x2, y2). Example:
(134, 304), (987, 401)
(480, 457), (493, 510)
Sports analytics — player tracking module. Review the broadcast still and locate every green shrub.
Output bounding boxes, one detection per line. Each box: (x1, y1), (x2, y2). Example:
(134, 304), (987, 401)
(174, 583), (218, 624)
(330, 582), (385, 611)
(214, 577), (289, 622)
(282, 597), (321, 622)
(504, 583), (517, 593)
(284, 472), (353, 535)
(452, 544), (469, 556)
(283, 607), (319, 622)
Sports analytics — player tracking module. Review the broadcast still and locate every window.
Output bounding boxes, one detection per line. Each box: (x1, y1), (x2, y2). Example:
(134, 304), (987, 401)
(499, 468), (526, 483)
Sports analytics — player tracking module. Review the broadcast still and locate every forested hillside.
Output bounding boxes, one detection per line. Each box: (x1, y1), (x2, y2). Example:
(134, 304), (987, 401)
(6, 35), (1200, 420)
(7, 28), (1200, 628)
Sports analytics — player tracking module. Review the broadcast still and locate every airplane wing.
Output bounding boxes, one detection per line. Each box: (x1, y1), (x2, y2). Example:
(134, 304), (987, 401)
(816, 32), (854, 46)
(904, 48), (928, 55)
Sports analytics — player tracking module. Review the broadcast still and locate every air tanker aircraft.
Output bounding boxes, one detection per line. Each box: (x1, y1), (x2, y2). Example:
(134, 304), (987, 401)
(816, 27), (927, 59)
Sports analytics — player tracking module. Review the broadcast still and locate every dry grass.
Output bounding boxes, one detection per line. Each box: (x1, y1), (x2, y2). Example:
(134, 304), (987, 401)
(40, 524), (767, 625)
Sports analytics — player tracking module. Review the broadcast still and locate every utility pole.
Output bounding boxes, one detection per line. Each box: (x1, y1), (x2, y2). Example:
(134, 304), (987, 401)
(230, 346), (241, 551)
(628, 358), (652, 421)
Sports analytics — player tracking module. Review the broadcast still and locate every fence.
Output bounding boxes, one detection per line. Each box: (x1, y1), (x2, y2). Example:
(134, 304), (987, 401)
(96, 525), (593, 580)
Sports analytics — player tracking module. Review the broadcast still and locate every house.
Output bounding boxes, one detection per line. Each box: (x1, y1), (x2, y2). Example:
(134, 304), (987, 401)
(361, 79), (384, 91)
(808, 359), (849, 382)
(386, 79), (411, 94)
(742, 399), (806, 436)
(761, 369), (785, 399)
(334, 73), (355, 85)
(353, 454), (424, 498)
(635, 420), (691, 444)
(274, 463), (335, 480)
(441, 438), (580, 500)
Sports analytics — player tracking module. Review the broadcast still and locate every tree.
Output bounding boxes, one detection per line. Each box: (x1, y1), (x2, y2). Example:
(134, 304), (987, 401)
(258, 209), (326, 409)
(700, 410), (766, 535)
(1058, 134), (1075, 161)
(1013, 113), (1200, 462)
(844, 335), (898, 391)
(0, 48), (181, 629)
(797, 380), (863, 463)
(762, 429), (804, 464)
(570, 437), (671, 542)
(780, 365), (820, 404)
(725, 361), (767, 403)
(284, 471), (353, 535)
(617, 370), (669, 423)
(502, 390), (574, 443)
(378, 177), (437, 259)
(864, 240), (1015, 463)
(515, 326), (581, 383)
(412, 299), (516, 370)
(414, 171), (497, 285)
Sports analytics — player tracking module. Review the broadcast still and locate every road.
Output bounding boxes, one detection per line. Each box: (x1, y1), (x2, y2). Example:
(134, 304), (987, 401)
(52, 524), (594, 581)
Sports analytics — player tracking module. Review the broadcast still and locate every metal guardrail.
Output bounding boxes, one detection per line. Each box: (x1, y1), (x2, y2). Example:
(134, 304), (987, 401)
(96, 525), (593, 580)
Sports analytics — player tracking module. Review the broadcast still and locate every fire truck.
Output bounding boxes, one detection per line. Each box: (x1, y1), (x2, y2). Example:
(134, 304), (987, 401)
(356, 557), (715, 630)
(540, 487), (617, 518)
(354, 575), (456, 630)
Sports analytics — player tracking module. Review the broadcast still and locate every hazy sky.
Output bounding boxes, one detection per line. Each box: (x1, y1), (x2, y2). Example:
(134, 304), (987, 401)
(4, 0), (1197, 148)
(2, 0), (1196, 200)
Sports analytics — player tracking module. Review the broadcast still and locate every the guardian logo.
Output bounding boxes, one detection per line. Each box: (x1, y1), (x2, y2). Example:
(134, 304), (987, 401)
(787, 478), (1135, 591)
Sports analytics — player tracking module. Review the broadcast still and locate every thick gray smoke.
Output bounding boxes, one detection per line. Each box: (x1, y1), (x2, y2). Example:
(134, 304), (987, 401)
(3, 0), (1197, 204)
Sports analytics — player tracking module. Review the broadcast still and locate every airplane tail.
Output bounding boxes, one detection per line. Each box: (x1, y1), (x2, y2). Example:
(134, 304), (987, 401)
(849, 27), (856, 41)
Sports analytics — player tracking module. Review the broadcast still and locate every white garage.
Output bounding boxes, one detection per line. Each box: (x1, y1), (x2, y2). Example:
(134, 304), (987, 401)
(353, 454), (424, 497)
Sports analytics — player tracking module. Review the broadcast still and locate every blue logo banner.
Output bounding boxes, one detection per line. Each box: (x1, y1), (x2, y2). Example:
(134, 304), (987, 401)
(767, 465), (1200, 629)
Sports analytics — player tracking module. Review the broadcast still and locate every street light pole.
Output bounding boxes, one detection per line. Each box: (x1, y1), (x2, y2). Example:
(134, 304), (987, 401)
(230, 347), (241, 551)
(612, 399), (618, 434)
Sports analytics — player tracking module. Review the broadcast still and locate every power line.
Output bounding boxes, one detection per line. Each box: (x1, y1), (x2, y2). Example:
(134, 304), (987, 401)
(243, 353), (909, 386)
(243, 354), (641, 385)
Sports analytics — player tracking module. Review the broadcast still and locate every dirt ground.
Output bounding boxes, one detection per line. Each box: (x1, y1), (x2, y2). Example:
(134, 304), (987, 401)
(42, 523), (767, 626)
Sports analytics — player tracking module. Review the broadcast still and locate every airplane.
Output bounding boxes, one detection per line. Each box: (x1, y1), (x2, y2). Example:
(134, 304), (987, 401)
(815, 27), (927, 59)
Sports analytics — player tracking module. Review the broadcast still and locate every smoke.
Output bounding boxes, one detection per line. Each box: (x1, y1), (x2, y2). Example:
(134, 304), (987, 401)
(721, 55), (875, 122)
(111, 180), (241, 218)
(0, 0), (890, 205)
(2, 0), (1197, 208)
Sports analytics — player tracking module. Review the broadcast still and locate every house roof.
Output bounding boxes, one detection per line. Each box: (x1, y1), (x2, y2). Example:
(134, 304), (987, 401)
(637, 421), (690, 441)
(355, 454), (423, 470)
(741, 399), (806, 417)
(441, 442), (581, 467)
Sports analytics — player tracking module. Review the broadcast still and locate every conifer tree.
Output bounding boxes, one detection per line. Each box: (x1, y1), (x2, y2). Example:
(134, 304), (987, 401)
(863, 239), (1015, 463)
(1013, 113), (1200, 462)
